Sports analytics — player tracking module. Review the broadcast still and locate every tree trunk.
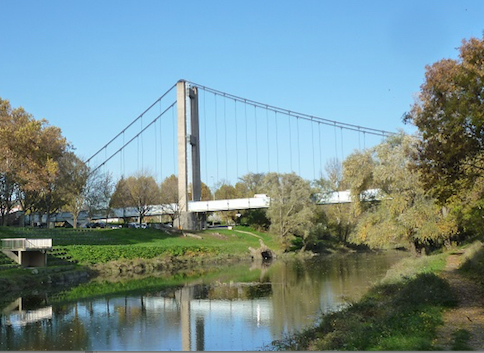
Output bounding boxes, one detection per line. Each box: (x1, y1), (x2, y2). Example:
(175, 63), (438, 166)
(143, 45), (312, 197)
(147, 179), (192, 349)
(73, 213), (78, 229)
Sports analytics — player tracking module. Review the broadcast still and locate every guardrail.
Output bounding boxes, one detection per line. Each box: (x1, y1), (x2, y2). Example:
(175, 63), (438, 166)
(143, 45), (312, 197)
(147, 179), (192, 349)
(1, 238), (52, 251)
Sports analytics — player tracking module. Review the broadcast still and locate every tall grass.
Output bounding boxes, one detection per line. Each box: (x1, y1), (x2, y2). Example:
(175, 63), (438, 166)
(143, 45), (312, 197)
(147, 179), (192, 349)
(380, 251), (448, 284)
(459, 240), (484, 287)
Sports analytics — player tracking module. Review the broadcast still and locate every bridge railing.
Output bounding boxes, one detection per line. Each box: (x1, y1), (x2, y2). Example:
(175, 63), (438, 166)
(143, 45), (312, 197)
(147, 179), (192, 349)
(2, 238), (52, 251)
(25, 239), (52, 249)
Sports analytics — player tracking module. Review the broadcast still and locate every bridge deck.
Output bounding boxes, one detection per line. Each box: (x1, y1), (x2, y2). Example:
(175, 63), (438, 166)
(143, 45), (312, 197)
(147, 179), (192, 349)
(1, 238), (53, 251)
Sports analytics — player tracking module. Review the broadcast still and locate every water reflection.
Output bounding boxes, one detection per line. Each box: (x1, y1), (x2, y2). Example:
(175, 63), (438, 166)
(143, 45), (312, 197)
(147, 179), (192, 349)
(0, 252), (405, 351)
(2, 297), (52, 327)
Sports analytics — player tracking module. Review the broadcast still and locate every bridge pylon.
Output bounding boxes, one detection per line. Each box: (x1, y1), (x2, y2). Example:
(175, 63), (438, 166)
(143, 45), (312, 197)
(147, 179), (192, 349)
(176, 80), (203, 230)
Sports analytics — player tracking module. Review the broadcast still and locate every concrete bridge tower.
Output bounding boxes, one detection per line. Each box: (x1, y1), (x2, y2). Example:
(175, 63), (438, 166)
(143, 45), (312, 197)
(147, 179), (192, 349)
(176, 80), (203, 230)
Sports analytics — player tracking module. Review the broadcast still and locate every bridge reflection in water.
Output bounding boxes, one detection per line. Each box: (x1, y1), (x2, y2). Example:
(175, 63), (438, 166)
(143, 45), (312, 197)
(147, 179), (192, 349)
(0, 253), (405, 351)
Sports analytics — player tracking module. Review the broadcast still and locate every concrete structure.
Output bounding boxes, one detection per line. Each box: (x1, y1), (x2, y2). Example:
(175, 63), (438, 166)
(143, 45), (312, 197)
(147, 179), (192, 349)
(176, 80), (203, 230)
(1, 238), (52, 267)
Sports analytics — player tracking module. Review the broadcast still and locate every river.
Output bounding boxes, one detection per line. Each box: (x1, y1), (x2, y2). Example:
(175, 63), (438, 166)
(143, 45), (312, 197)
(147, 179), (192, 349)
(0, 251), (406, 351)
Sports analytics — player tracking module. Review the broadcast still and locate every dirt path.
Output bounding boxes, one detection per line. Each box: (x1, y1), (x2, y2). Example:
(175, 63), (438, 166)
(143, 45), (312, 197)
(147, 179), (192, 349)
(234, 230), (262, 239)
(434, 252), (484, 350)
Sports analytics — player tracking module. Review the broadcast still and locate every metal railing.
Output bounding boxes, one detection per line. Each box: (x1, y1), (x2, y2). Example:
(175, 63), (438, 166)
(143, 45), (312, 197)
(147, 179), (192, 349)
(1, 238), (52, 251)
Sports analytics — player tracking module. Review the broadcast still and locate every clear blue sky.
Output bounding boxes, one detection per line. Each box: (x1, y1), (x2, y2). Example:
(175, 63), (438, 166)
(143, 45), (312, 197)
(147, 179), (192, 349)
(1, 0), (484, 186)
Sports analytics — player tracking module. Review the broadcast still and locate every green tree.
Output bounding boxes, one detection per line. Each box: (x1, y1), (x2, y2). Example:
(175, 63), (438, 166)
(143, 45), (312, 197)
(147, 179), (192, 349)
(404, 35), (484, 203)
(238, 172), (265, 196)
(346, 134), (457, 252)
(263, 172), (316, 251)
(316, 158), (354, 243)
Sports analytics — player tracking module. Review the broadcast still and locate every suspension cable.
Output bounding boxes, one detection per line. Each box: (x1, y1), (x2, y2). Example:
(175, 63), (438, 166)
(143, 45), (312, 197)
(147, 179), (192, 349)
(87, 83), (176, 163)
(154, 118), (158, 179)
(288, 113), (293, 172)
(172, 104), (176, 174)
(275, 111), (279, 172)
(223, 97), (228, 181)
(318, 122), (322, 177)
(203, 90), (208, 186)
(254, 105), (259, 173)
(235, 99), (239, 179)
(334, 123), (339, 162)
(189, 81), (395, 138)
(141, 115), (144, 171)
(245, 101), (249, 173)
(122, 131), (125, 176)
(89, 101), (176, 177)
(297, 117), (301, 175)
(214, 94), (219, 182)
(312, 118), (316, 180)
(340, 127), (344, 164)
(159, 104), (163, 182)
(266, 106), (271, 171)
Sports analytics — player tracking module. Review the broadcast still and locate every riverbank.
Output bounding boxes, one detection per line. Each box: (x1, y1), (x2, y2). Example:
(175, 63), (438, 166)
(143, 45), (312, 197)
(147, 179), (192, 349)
(0, 226), (279, 297)
(272, 240), (484, 351)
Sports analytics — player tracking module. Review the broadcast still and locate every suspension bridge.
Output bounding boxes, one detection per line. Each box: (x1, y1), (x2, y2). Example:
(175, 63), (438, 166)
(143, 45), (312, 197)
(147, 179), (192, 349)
(85, 80), (394, 230)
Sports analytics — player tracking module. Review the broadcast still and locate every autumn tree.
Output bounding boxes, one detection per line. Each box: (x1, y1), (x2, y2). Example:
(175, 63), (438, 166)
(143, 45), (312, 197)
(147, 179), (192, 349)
(125, 172), (160, 225)
(316, 159), (354, 243)
(110, 177), (132, 224)
(238, 172), (265, 196)
(404, 35), (484, 204)
(58, 152), (89, 228)
(0, 97), (68, 226)
(346, 134), (457, 252)
(263, 172), (316, 251)
(214, 181), (238, 224)
(160, 174), (180, 224)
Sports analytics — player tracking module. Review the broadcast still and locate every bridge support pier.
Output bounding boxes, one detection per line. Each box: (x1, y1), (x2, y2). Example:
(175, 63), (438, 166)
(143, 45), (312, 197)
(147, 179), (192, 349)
(177, 80), (202, 231)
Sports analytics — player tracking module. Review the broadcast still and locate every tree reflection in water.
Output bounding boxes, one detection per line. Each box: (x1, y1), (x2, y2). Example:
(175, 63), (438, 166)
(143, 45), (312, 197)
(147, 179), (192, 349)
(0, 252), (406, 351)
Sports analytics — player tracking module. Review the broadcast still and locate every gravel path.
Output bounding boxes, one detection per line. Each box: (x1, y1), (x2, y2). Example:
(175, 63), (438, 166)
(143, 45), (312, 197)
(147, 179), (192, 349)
(434, 252), (484, 350)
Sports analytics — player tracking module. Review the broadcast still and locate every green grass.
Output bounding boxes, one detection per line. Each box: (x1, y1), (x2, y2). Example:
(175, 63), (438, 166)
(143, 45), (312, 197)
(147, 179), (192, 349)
(459, 240), (484, 288)
(0, 226), (280, 266)
(450, 329), (473, 350)
(380, 250), (448, 284)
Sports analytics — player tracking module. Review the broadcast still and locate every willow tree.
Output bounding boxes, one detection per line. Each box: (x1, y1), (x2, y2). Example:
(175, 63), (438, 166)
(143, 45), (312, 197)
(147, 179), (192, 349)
(263, 172), (316, 251)
(346, 134), (457, 253)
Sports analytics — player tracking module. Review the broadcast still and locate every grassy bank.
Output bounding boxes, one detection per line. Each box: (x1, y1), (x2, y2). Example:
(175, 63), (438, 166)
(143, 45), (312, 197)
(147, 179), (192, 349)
(0, 225), (279, 295)
(272, 247), (473, 351)
(0, 226), (278, 263)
